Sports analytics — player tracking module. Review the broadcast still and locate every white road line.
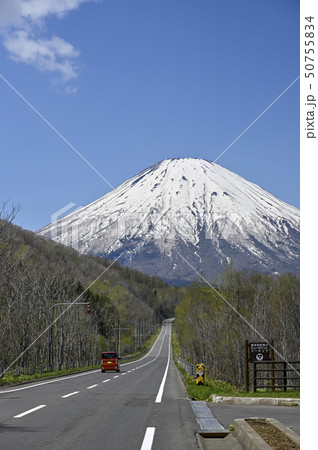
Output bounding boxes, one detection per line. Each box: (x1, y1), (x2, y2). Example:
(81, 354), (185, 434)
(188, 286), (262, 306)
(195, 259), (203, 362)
(113, 375), (119, 378)
(155, 335), (171, 403)
(87, 384), (98, 389)
(62, 391), (79, 398)
(0, 370), (100, 394)
(140, 427), (155, 450)
(102, 379), (110, 383)
(13, 405), (46, 418)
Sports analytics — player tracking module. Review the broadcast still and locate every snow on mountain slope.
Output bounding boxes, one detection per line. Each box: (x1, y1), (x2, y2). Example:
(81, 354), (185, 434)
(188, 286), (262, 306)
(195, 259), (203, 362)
(38, 158), (300, 284)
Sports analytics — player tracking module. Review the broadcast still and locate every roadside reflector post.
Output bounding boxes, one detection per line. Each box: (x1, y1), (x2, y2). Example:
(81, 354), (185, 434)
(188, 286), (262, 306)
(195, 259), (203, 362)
(196, 363), (205, 385)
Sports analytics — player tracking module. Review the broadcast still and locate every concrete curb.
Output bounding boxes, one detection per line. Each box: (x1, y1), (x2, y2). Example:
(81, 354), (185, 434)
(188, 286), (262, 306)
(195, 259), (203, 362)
(233, 417), (300, 450)
(233, 419), (272, 449)
(211, 394), (300, 407)
(266, 418), (300, 446)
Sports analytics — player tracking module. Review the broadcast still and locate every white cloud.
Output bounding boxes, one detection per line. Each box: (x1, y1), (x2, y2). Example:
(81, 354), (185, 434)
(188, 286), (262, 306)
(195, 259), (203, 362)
(0, 0), (95, 25)
(21, 0), (94, 22)
(0, 0), (98, 89)
(4, 30), (80, 81)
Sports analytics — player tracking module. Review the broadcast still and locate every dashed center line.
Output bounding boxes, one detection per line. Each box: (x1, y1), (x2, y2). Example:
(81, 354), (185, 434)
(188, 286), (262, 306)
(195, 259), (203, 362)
(9, 326), (170, 427)
(62, 391), (79, 398)
(14, 405), (46, 418)
(141, 427), (155, 450)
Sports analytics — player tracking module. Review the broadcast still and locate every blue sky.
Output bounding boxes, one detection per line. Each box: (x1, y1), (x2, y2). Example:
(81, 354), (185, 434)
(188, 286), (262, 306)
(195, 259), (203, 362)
(0, 0), (300, 231)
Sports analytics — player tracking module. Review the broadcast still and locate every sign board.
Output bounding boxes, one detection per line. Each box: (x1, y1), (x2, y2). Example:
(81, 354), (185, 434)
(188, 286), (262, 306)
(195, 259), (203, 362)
(248, 342), (270, 362)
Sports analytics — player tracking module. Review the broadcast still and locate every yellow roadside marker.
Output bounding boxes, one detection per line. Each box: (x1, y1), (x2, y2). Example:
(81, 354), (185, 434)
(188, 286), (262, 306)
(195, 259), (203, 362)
(196, 363), (205, 385)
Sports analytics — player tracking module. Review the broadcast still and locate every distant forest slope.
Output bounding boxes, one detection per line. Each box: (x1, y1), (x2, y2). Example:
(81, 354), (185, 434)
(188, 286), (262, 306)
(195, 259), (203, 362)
(0, 207), (182, 370)
(175, 267), (300, 388)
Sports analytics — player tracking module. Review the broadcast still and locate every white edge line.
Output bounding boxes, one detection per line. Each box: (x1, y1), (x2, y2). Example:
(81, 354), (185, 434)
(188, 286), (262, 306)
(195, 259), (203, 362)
(140, 427), (156, 450)
(155, 331), (171, 403)
(13, 405), (46, 418)
(62, 391), (79, 398)
(0, 369), (100, 394)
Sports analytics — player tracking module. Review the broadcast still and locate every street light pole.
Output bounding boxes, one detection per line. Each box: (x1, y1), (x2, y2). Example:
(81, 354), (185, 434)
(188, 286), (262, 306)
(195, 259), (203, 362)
(108, 326), (130, 357)
(118, 324), (121, 357)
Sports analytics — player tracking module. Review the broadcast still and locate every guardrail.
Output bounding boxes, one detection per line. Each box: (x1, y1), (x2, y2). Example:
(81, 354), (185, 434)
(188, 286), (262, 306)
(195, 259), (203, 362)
(175, 356), (196, 378)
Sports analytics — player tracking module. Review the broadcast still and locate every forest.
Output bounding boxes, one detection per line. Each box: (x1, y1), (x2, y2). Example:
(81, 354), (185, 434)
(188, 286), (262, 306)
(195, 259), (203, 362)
(174, 267), (299, 387)
(0, 203), (181, 373)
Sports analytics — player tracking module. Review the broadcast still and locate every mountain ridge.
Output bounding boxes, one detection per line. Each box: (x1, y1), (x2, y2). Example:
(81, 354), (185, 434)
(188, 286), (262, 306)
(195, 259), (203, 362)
(38, 158), (299, 284)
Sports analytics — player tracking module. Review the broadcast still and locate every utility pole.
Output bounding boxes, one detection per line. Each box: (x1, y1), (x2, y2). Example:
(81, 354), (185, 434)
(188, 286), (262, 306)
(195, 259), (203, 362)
(135, 323), (137, 352)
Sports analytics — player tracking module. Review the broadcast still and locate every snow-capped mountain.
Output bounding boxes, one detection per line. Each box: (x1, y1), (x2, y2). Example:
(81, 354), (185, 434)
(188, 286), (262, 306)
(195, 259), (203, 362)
(38, 158), (300, 284)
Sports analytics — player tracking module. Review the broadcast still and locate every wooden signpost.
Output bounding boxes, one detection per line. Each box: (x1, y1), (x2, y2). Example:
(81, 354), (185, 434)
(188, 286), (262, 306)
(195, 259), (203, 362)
(244, 339), (274, 392)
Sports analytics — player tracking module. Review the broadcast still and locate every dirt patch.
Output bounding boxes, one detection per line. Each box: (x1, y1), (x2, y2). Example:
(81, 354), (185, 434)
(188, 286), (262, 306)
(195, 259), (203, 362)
(246, 419), (299, 450)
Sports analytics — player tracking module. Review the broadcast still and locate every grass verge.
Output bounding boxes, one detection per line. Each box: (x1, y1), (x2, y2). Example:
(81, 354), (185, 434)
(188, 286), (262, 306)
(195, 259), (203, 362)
(0, 365), (100, 387)
(175, 362), (300, 401)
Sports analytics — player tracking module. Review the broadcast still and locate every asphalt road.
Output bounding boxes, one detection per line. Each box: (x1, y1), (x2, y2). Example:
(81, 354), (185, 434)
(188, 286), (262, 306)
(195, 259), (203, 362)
(0, 320), (199, 450)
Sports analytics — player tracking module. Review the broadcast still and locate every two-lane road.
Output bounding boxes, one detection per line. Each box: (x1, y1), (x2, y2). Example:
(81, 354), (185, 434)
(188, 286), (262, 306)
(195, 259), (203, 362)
(0, 320), (199, 449)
